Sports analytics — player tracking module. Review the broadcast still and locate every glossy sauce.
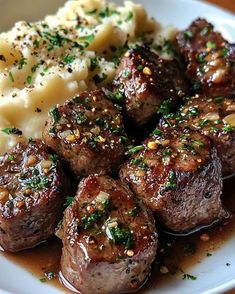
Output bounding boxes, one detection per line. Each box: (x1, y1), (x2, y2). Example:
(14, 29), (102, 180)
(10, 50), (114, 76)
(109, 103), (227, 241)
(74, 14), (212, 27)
(1, 177), (235, 294)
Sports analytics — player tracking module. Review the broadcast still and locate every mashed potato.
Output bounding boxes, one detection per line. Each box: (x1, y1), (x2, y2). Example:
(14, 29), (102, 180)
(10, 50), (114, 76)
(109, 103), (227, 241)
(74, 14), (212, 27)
(0, 0), (174, 154)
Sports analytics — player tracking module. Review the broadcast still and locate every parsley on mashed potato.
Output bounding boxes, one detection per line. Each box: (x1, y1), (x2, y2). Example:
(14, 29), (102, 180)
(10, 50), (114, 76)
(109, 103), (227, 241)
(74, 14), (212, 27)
(0, 0), (175, 154)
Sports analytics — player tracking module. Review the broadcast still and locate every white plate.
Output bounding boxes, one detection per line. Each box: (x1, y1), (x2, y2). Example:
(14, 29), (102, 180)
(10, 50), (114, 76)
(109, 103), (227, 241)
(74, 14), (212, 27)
(0, 0), (235, 294)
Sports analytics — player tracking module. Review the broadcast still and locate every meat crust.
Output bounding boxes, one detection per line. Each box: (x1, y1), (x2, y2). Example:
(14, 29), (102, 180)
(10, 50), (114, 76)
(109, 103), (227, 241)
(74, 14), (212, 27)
(60, 175), (158, 294)
(43, 90), (128, 178)
(160, 95), (235, 176)
(176, 18), (235, 96)
(112, 46), (188, 126)
(0, 139), (68, 252)
(120, 128), (226, 232)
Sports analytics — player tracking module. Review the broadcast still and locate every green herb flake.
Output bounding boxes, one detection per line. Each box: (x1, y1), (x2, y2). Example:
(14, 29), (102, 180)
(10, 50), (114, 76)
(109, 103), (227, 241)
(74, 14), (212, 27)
(63, 54), (76, 65)
(165, 170), (176, 190)
(183, 30), (193, 41)
(125, 11), (134, 22)
(157, 100), (171, 115)
(109, 226), (134, 250)
(80, 34), (95, 44)
(26, 75), (32, 84)
(126, 145), (144, 156)
(206, 41), (216, 49)
(7, 154), (15, 161)
(137, 65), (143, 70)
(2, 127), (22, 135)
(39, 278), (47, 283)
(207, 252), (212, 257)
(18, 57), (27, 69)
(49, 107), (60, 124)
(128, 207), (138, 217)
(223, 124), (234, 133)
(76, 112), (88, 124)
(65, 196), (75, 207)
(152, 129), (162, 136)
(33, 39), (40, 49)
(49, 154), (59, 163)
(81, 209), (105, 230)
(220, 47), (229, 57)
(90, 57), (99, 71)
(99, 7), (110, 18)
(93, 73), (108, 84)
(182, 273), (197, 281)
(86, 8), (97, 15)
(8, 71), (14, 82)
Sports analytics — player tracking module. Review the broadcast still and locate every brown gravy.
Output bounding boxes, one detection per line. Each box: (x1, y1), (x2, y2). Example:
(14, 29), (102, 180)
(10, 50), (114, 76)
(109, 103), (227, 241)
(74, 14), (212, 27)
(1, 176), (235, 294)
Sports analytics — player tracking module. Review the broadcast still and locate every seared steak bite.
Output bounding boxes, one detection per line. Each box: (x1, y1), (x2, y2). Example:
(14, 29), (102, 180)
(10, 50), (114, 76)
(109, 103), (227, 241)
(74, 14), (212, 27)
(0, 139), (68, 252)
(120, 128), (225, 233)
(112, 46), (188, 126)
(160, 95), (235, 176)
(43, 90), (129, 178)
(60, 175), (157, 294)
(176, 18), (235, 96)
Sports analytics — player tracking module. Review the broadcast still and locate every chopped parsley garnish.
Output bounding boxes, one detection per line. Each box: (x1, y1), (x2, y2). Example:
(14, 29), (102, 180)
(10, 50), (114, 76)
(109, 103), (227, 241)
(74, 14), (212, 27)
(7, 154), (15, 161)
(182, 273), (197, 281)
(165, 170), (176, 190)
(2, 127), (22, 135)
(86, 8), (97, 15)
(220, 47), (229, 57)
(76, 112), (87, 124)
(109, 226), (134, 249)
(207, 252), (212, 257)
(33, 39), (40, 49)
(39, 278), (47, 283)
(199, 119), (209, 128)
(18, 57), (27, 69)
(152, 129), (162, 136)
(26, 174), (50, 190)
(125, 11), (134, 22)
(128, 207), (138, 217)
(49, 154), (59, 163)
(223, 124), (234, 133)
(65, 196), (75, 207)
(81, 209), (106, 230)
(157, 100), (171, 115)
(63, 54), (76, 65)
(26, 75), (32, 84)
(126, 145), (144, 156)
(80, 34), (95, 44)
(183, 30), (193, 41)
(206, 41), (216, 49)
(196, 52), (208, 64)
(93, 73), (107, 84)
(90, 57), (99, 71)
(8, 71), (14, 82)
(43, 31), (67, 50)
(180, 143), (196, 155)
(31, 64), (39, 73)
(49, 107), (60, 124)
(192, 140), (205, 148)
(99, 7), (110, 18)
